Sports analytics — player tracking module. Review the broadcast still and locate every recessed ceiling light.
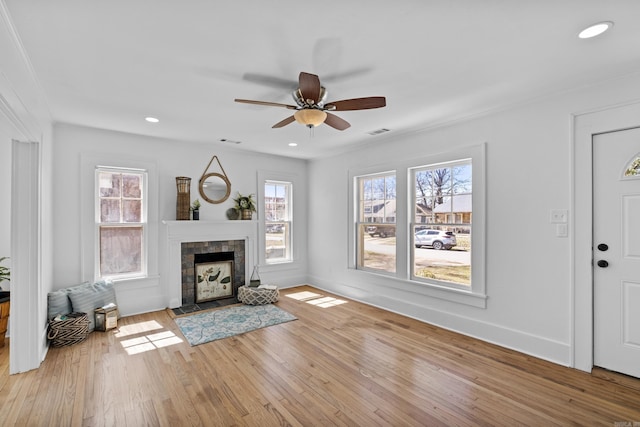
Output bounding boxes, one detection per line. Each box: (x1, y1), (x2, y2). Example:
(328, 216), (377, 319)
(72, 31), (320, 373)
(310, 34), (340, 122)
(288, 142), (298, 147)
(578, 21), (613, 39)
(145, 117), (159, 123)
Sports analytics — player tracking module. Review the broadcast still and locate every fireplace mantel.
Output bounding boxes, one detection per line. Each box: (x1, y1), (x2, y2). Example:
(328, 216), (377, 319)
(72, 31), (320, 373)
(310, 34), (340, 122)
(162, 220), (258, 308)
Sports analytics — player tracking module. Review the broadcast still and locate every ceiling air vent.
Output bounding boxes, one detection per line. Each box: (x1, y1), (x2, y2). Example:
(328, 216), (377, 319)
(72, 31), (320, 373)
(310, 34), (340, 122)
(219, 138), (241, 144)
(367, 128), (390, 136)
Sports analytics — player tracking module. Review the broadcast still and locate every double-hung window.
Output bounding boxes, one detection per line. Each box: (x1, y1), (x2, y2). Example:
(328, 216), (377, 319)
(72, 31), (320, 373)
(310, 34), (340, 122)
(411, 159), (472, 288)
(264, 180), (292, 263)
(96, 167), (147, 279)
(351, 143), (485, 306)
(356, 172), (396, 273)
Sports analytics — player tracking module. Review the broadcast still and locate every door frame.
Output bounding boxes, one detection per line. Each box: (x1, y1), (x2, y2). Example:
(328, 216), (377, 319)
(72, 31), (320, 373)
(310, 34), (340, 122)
(573, 101), (640, 372)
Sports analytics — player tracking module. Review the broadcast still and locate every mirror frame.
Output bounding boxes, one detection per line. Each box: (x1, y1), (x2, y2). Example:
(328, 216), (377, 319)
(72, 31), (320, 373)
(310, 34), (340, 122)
(199, 172), (231, 204)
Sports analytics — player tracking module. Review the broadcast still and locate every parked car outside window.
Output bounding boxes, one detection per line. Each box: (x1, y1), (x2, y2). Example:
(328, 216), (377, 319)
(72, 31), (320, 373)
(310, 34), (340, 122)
(414, 229), (457, 250)
(366, 224), (396, 238)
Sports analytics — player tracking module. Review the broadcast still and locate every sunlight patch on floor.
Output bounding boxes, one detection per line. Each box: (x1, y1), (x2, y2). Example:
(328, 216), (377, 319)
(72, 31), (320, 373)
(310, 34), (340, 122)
(116, 320), (183, 354)
(114, 320), (164, 338)
(285, 291), (323, 301)
(285, 291), (347, 308)
(305, 296), (348, 308)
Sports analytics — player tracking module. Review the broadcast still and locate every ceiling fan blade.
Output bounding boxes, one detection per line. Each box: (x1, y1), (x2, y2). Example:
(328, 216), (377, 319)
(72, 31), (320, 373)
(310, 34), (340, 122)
(324, 112), (351, 131)
(325, 96), (386, 111)
(298, 72), (321, 105)
(241, 73), (297, 90)
(272, 115), (296, 128)
(235, 99), (297, 109)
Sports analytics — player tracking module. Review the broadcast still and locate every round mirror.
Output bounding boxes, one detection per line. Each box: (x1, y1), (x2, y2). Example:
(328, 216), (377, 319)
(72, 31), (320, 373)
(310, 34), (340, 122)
(199, 173), (231, 204)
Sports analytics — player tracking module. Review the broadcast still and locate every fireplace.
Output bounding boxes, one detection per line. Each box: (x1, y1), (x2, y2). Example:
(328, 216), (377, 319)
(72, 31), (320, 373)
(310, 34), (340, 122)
(182, 243), (244, 305)
(163, 220), (258, 309)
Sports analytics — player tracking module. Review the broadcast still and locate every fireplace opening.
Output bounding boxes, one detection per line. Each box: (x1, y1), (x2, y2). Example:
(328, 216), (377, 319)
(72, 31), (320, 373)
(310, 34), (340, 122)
(194, 252), (235, 304)
(180, 239), (245, 308)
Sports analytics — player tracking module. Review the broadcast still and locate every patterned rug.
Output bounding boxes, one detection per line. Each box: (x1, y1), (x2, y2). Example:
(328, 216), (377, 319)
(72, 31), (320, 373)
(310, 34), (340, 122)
(174, 304), (297, 346)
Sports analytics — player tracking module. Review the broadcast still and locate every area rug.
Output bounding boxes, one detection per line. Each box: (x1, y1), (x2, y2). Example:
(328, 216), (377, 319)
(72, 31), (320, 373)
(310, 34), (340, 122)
(174, 304), (297, 346)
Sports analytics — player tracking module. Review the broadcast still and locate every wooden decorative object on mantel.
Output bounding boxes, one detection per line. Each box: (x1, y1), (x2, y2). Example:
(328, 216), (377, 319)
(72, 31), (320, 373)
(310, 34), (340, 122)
(176, 176), (191, 220)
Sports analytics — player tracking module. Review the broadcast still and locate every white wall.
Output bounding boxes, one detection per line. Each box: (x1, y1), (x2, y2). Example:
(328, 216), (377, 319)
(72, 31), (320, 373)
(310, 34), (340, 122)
(0, 121), (12, 278)
(1, 2), (54, 372)
(307, 73), (640, 368)
(51, 124), (309, 315)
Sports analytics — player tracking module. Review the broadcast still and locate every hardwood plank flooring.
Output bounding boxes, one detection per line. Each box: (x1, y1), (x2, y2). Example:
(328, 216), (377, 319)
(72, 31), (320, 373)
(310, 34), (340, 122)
(1, 285), (639, 426)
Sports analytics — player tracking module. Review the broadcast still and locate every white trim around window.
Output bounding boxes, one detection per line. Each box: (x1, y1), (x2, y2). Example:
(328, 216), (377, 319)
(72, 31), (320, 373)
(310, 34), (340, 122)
(348, 143), (487, 308)
(257, 170), (300, 271)
(80, 153), (158, 285)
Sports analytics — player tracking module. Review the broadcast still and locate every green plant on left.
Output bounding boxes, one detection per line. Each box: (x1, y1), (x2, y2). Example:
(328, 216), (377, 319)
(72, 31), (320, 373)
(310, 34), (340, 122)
(0, 257), (10, 287)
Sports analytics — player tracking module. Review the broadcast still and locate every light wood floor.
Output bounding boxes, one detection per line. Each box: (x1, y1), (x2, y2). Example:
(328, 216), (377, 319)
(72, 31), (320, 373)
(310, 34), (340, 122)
(1, 285), (640, 426)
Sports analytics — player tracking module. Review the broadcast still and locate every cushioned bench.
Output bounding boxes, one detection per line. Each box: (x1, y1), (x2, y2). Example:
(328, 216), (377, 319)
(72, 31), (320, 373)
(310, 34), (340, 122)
(47, 280), (118, 332)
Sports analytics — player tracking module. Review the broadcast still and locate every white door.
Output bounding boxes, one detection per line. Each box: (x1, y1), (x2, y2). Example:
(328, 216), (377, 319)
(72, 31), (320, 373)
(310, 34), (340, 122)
(593, 126), (640, 378)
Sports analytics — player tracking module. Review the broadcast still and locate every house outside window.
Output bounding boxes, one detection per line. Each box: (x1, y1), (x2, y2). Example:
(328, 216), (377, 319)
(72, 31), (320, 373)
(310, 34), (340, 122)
(264, 180), (292, 263)
(356, 172), (396, 273)
(96, 167), (147, 279)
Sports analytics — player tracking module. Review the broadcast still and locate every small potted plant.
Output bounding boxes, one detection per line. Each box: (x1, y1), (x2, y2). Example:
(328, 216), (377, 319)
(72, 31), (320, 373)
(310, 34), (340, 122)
(233, 192), (256, 220)
(191, 199), (201, 220)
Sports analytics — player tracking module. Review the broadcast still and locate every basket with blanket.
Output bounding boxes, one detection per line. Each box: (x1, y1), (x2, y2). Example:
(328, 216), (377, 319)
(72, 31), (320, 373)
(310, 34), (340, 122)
(47, 280), (119, 347)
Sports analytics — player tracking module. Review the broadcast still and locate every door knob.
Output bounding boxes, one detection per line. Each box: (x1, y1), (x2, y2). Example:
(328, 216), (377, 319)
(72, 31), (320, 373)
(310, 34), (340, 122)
(597, 243), (609, 251)
(597, 260), (609, 268)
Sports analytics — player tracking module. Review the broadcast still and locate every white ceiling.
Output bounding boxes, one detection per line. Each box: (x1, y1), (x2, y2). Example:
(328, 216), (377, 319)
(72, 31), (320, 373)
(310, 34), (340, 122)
(5, 1), (640, 159)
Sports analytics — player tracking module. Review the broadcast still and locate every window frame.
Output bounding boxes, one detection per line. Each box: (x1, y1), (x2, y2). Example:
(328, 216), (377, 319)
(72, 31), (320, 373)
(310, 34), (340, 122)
(80, 153), (158, 285)
(257, 170), (301, 270)
(355, 170), (397, 274)
(264, 179), (293, 264)
(348, 143), (486, 308)
(409, 158), (472, 290)
(95, 166), (148, 280)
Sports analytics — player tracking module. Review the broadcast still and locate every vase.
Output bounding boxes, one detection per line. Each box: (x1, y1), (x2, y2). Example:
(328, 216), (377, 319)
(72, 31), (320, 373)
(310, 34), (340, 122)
(241, 209), (252, 220)
(175, 176), (191, 220)
(192, 210), (199, 220)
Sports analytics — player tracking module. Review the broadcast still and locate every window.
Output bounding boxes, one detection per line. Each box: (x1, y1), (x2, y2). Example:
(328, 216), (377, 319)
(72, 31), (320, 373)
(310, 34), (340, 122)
(624, 155), (640, 177)
(96, 167), (147, 279)
(356, 172), (396, 273)
(411, 160), (472, 287)
(349, 143), (486, 306)
(264, 180), (292, 263)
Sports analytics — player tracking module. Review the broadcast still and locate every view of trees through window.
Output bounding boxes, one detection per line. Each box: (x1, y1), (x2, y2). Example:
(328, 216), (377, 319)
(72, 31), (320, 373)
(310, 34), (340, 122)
(356, 159), (472, 287)
(97, 169), (145, 278)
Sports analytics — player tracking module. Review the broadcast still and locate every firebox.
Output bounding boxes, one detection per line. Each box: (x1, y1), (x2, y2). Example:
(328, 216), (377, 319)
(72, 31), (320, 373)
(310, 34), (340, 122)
(180, 239), (245, 305)
(194, 252), (235, 303)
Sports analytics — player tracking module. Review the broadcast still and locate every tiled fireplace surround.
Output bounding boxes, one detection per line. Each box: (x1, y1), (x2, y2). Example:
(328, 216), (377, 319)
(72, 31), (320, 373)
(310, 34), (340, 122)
(181, 240), (245, 305)
(163, 220), (258, 308)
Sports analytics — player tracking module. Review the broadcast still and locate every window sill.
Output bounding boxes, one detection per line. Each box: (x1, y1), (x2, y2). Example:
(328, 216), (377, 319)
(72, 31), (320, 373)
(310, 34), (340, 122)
(108, 275), (160, 290)
(352, 268), (487, 308)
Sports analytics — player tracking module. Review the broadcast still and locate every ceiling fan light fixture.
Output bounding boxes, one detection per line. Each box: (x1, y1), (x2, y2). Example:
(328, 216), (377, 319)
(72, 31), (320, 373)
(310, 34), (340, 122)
(294, 109), (327, 127)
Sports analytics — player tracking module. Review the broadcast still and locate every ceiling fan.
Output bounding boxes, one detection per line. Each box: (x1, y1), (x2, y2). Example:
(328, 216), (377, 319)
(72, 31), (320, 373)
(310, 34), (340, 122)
(234, 72), (386, 131)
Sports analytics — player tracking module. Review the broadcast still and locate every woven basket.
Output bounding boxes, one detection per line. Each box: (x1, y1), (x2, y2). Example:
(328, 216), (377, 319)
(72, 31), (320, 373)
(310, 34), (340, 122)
(176, 176), (191, 220)
(237, 286), (279, 305)
(47, 312), (90, 347)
